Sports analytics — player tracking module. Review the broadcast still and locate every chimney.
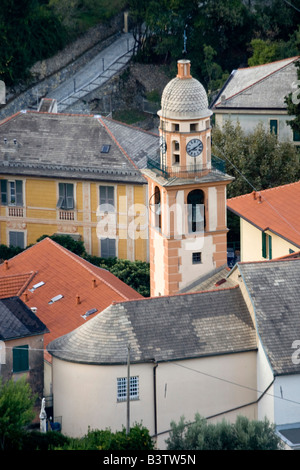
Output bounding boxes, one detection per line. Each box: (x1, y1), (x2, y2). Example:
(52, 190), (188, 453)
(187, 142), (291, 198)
(4, 260), (8, 270)
(23, 293), (28, 302)
(92, 279), (96, 288)
(252, 191), (256, 200)
(76, 295), (81, 305)
(258, 194), (262, 203)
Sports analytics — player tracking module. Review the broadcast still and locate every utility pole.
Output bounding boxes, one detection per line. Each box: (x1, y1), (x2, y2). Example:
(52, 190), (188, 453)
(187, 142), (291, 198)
(126, 343), (131, 435)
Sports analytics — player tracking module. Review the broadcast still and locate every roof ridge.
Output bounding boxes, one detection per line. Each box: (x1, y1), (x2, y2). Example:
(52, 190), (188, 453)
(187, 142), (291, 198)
(228, 181), (300, 202)
(110, 284), (240, 306)
(102, 115), (159, 137)
(216, 56), (299, 106)
(98, 117), (142, 173)
(238, 55), (299, 71)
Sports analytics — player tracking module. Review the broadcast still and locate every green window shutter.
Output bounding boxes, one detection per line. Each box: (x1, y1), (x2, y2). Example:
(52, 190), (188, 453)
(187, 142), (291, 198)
(13, 345), (29, 372)
(1, 180), (7, 205)
(15, 180), (23, 206)
(66, 184), (74, 209)
(262, 232), (267, 258)
(57, 183), (74, 209)
(268, 235), (272, 260)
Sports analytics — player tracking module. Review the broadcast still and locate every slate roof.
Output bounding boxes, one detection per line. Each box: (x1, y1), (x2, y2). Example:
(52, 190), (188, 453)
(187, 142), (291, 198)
(179, 265), (235, 293)
(0, 111), (145, 184)
(48, 286), (257, 365)
(100, 116), (159, 169)
(0, 296), (48, 341)
(227, 181), (300, 248)
(0, 238), (142, 360)
(211, 56), (299, 110)
(237, 258), (300, 376)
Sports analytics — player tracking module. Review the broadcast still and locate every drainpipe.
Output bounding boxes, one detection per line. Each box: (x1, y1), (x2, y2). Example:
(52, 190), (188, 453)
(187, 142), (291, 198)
(153, 361), (158, 437)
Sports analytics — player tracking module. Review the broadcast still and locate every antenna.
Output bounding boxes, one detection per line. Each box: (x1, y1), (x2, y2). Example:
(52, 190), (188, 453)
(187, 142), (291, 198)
(183, 27), (187, 55)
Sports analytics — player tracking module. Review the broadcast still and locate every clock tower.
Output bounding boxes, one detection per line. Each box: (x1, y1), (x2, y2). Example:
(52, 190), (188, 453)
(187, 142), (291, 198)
(143, 59), (233, 297)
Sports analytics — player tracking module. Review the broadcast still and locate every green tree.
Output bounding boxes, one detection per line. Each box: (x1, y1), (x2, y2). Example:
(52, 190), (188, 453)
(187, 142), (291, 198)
(285, 59), (300, 137)
(166, 414), (283, 450)
(0, 377), (36, 450)
(212, 120), (300, 198)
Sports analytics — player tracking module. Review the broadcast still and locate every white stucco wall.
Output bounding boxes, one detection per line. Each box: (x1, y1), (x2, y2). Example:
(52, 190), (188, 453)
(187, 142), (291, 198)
(274, 374), (300, 426)
(215, 113), (294, 143)
(240, 219), (298, 262)
(52, 350), (257, 449)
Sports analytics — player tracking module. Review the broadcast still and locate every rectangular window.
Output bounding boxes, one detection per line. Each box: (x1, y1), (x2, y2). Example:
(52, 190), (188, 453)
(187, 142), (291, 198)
(192, 252), (202, 264)
(117, 376), (139, 402)
(270, 119), (278, 135)
(190, 123), (197, 132)
(9, 231), (25, 249)
(13, 345), (29, 373)
(99, 186), (114, 211)
(101, 238), (116, 259)
(0, 179), (23, 206)
(293, 130), (300, 142)
(57, 183), (74, 210)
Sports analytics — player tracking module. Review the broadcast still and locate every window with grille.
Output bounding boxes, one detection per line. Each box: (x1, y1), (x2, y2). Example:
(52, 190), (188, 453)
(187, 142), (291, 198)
(13, 345), (29, 373)
(57, 183), (74, 210)
(192, 252), (202, 264)
(117, 376), (139, 402)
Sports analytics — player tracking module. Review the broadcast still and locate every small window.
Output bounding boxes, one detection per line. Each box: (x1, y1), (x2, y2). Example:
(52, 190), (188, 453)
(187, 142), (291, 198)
(57, 183), (74, 210)
(101, 145), (111, 153)
(270, 119), (278, 136)
(13, 345), (29, 373)
(117, 376), (139, 402)
(192, 252), (202, 264)
(101, 238), (116, 258)
(173, 123), (179, 132)
(9, 231), (25, 249)
(190, 123), (197, 132)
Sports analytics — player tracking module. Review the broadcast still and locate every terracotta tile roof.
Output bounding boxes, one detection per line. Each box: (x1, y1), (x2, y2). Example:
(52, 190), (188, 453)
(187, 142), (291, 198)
(0, 238), (143, 361)
(227, 181), (300, 248)
(0, 271), (35, 298)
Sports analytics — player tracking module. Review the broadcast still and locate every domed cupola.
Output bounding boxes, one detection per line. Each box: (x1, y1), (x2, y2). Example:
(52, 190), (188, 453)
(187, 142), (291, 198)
(158, 59), (212, 120)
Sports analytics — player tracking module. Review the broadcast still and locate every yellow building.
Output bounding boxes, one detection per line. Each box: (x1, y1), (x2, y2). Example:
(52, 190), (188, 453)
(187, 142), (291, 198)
(0, 107), (152, 261)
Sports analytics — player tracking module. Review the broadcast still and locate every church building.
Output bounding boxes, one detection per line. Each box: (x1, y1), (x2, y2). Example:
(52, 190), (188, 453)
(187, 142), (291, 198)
(143, 59), (233, 296)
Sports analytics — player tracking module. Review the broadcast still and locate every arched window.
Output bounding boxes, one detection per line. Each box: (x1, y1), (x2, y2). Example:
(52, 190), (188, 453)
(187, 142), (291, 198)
(154, 186), (161, 230)
(187, 189), (205, 233)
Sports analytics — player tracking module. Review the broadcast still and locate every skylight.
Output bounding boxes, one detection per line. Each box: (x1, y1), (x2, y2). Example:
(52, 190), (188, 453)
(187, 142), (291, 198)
(81, 308), (97, 320)
(29, 281), (45, 292)
(48, 294), (63, 305)
(101, 145), (110, 153)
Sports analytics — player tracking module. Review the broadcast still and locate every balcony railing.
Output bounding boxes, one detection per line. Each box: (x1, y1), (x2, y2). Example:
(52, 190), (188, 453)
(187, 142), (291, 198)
(8, 206), (24, 217)
(59, 210), (75, 221)
(147, 155), (226, 179)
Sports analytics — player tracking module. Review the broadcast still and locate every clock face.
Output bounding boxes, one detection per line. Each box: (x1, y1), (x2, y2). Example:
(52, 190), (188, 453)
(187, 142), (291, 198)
(186, 139), (203, 157)
(160, 136), (167, 153)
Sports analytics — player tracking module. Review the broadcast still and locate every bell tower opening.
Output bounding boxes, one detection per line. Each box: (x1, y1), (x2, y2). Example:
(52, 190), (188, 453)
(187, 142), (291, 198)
(187, 189), (205, 233)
